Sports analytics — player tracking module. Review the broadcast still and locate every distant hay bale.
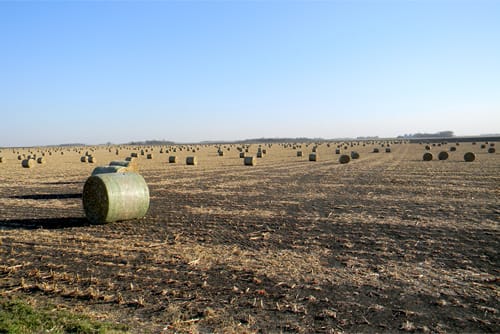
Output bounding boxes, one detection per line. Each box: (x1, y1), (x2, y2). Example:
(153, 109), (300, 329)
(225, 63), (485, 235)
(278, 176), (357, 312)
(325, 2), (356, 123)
(350, 151), (360, 159)
(450, 147), (457, 152)
(385, 148), (391, 153)
(297, 151), (303, 157)
(17, 155), (23, 160)
(464, 152), (476, 162)
(82, 172), (150, 224)
(423, 152), (433, 161)
(91, 166), (128, 175)
(488, 147), (495, 154)
(0, 157), (3, 163)
(244, 156), (256, 166)
(146, 153), (153, 159)
(22, 159), (35, 168)
(309, 153), (317, 161)
(168, 156), (177, 163)
(88, 156), (97, 164)
(36, 157), (46, 164)
(335, 149), (341, 154)
(239, 152), (245, 158)
(425, 145), (431, 150)
(339, 154), (350, 164)
(131, 152), (138, 158)
(373, 148), (380, 153)
(81, 156), (88, 163)
(186, 156), (197, 165)
(480, 144), (486, 149)
(218, 150), (224, 156)
(438, 151), (449, 160)
(110, 160), (138, 172)
(257, 151), (263, 158)
(490, 143), (495, 147)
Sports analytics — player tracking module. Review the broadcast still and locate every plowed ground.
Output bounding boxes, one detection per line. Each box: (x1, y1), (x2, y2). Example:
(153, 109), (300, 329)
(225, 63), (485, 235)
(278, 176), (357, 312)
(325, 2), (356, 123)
(0, 142), (498, 333)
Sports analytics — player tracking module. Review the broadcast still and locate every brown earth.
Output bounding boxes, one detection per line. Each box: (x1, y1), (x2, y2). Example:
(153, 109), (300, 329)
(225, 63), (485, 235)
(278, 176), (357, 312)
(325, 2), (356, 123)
(0, 141), (499, 333)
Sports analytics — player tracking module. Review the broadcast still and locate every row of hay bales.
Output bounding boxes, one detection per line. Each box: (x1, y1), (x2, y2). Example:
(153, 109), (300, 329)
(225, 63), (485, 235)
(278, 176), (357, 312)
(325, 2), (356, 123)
(422, 151), (477, 162)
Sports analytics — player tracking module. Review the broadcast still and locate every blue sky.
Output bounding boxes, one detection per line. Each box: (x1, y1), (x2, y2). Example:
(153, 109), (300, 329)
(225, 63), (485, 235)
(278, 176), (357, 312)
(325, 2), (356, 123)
(0, 1), (499, 146)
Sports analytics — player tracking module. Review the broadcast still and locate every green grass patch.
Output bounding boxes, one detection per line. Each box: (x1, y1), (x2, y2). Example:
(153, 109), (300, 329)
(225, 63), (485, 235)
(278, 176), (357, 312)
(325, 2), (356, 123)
(0, 296), (129, 334)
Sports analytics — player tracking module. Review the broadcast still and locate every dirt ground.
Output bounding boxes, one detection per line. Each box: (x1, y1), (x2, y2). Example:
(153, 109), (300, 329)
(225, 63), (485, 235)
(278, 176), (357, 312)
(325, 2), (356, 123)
(0, 141), (498, 333)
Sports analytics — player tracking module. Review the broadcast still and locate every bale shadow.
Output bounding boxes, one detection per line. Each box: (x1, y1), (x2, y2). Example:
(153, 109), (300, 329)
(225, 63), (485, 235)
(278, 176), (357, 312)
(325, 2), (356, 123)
(10, 193), (82, 200)
(42, 181), (84, 185)
(0, 217), (89, 229)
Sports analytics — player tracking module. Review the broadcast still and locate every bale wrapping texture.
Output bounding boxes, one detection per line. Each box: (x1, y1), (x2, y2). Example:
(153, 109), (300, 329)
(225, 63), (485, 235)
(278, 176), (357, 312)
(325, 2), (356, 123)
(464, 152), (476, 162)
(83, 172), (150, 224)
(91, 166), (128, 175)
(244, 156), (256, 166)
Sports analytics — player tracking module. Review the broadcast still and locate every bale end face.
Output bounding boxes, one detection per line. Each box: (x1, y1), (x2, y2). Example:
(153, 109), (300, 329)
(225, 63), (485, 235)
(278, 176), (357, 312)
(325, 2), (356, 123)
(438, 151), (449, 161)
(309, 153), (317, 161)
(464, 152), (476, 162)
(244, 156), (256, 166)
(186, 156), (197, 165)
(423, 152), (433, 161)
(168, 156), (177, 163)
(21, 159), (35, 168)
(339, 155), (350, 164)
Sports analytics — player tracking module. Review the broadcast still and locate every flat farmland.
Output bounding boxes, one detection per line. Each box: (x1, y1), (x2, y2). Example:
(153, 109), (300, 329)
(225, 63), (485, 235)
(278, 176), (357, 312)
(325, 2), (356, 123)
(0, 142), (498, 333)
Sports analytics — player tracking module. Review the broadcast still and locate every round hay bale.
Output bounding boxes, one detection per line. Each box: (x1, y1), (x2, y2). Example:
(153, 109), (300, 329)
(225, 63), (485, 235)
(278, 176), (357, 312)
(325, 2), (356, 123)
(131, 152), (138, 158)
(218, 150), (224, 156)
(425, 145), (431, 150)
(88, 156), (97, 164)
(450, 147), (457, 152)
(82, 172), (150, 224)
(0, 157), (3, 163)
(488, 147), (495, 154)
(438, 151), (449, 160)
(186, 156), (197, 165)
(146, 153), (153, 159)
(423, 152), (433, 161)
(373, 148), (380, 153)
(309, 153), (317, 161)
(350, 151), (360, 159)
(464, 152), (476, 162)
(110, 160), (138, 172)
(339, 154), (350, 164)
(168, 156), (177, 163)
(239, 152), (245, 158)
(480, 144), (486, 149)
(297, 151), (303, 157)
(490, 143), (495, 147)
(385, 148), (391, 153)
(335, 149), (341, 154)
(17, 155), (22, 160)
(22, 159), (35, 168)
(91, 166), (129, 175)
(36, 157), (46, 164)
(256, 151), (263, 158)
(81, 156), (88, 163)
(244, 156), (256, 166)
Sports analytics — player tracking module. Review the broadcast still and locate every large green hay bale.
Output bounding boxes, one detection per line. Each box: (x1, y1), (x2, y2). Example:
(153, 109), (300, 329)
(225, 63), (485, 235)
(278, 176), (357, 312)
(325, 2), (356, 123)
(464, 152), (476, 162)
(82, 172), (150, 224)
(309, 153), (317, 161)
(91, 166), (129, 175)
(339, 154), (350, 164)
(423, 152), (433, 161)
(21, 159), (35, 168)
(244, 156), (256, 166)
(186, 156), (197, 165)
(438, 151), (449, 160)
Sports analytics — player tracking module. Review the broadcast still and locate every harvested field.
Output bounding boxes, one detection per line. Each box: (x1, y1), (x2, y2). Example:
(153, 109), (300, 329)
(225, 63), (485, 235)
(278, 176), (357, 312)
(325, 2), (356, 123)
(0, 142), (499, 333)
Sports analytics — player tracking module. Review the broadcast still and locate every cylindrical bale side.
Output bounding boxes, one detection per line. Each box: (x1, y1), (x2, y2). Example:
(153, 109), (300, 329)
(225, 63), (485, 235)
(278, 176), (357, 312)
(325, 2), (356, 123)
(146, 154), (153, 159)
(297, 151), (303, 157)
(385, 148), (391, 153)
(244, 156), (256, 166)
(0, 157), (3, 163)
(256, 151), (263, 158)
(335, 149), (341, 154)
(423, 152), (433, 161)
(438, 151), (449, 161)
(339, 154), (350, 164)
(168, 156), (177, 163)
(350, 151), (360, 159)
(309, 153), (317, 161)
(88, 156), (97, 163)
(464, 152), (476, 162)
(186, 156), (197, 165)
(373, 148), (380, 153)
(488, 147), (496, 154)
(239, 152), (245, 158)
(82, 172), (150, 224)
(37, 157), (46, 164)
(22, 159), (35, 168)
(91, 166), (129, 175)
(131, 152), (138, 158)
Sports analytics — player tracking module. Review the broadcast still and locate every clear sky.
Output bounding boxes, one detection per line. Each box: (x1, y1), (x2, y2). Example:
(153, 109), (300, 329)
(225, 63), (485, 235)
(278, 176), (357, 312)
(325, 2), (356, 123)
(1, 1), (499, 147)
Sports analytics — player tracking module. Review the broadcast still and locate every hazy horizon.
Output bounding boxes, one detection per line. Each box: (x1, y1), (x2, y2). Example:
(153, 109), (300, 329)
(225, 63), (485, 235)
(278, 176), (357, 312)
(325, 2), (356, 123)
(1, 1), (499, 147)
